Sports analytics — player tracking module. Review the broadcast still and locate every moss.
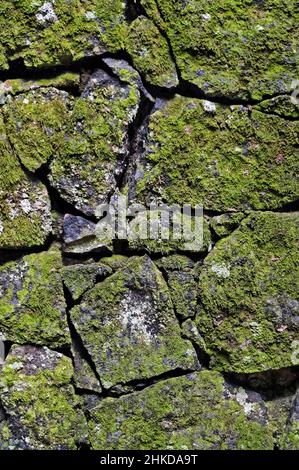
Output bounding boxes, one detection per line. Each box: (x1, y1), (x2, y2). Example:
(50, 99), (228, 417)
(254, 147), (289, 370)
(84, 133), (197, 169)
(0, 1), (127, 70)
(210, 212), (246, 238)
(0, 247), (70, 348)
(4, 87), (71, 171)
(197, 212), (299, 373)
(141, 0), (298, 99)
(126, 16), (178, 88)
(0, 345), (87, 450)
(50, 70), (140, 216)
(88, 370), (274, 450)
(0, 113), (52, 249)
(0, 72), (79, 98)
(133, 96), (299, 211)
(62, 262), (112, 301)
(70, 255), (198, 388)
(100, 255), (130, 272)
(255, 95), (299, 119)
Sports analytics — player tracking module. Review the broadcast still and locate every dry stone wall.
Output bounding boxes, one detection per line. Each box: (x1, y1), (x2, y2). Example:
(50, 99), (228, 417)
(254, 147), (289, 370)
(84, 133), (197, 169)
(0, 0), (298, 450)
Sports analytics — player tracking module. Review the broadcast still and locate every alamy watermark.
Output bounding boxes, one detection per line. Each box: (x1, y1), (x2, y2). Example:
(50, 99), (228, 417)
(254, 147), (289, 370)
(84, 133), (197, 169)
(94, 195), (204, 251)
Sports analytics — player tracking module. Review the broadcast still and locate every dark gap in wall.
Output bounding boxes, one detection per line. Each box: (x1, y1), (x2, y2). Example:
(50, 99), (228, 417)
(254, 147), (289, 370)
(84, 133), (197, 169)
(224, 366), (299, 399)
(105, 367), (197, 398)
(0, 234), (56, 266)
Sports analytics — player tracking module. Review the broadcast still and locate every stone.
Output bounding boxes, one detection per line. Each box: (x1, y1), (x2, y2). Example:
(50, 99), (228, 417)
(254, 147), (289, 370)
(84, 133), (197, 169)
(70, 255), (199, 388)
(0, 114), (52, 249)
(88, 370), (274, 450)
(0, 345), (87, 450)
(130, 96), (299, 212)
(50, 69), (140, 216)
(210, 212), (246, 238)
(4, 87), (71, 172)
(0, 247), (69, 348)
(63, 214), (112, 254)
(126, 16), (178, 88)
(197, 212), (299, 373)
(0, 1), (127, 70)
(63, 262), (112, 301)
(280, 390), (299, 450)
(141, 0), (298, 99)
(71, 340), (102, 394)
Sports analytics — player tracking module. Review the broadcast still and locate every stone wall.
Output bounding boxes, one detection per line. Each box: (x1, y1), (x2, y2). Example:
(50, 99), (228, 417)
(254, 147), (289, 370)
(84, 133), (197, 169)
(0, 1), (298, 450)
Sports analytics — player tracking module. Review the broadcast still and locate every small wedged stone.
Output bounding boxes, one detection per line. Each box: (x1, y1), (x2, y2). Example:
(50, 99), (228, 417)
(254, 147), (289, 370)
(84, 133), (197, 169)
(63, 214), (113, 254)
(280, 390), (299, 449)
(70, 255), (199, 389)
(71, 340), (102, 394)
(210, 212), (246, 239)
(197, 211), (299, 373)
(88, 370), (274, 450)
(50, 69), (140, 216)
(0, 247), (69, 348)
(141, 0), (298, 99)
(130, 96), (299, 212)
(0, 345), (88, 450)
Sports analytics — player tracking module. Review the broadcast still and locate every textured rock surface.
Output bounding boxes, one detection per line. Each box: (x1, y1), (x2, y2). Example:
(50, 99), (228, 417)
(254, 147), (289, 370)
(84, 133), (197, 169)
(0, 247), (69, 347)
(131, 97), (299, 211)
(0, 345), (87, 450)
(71, 256), (199, 388)
(89, 371), (274, 450)
(197, 212), (299, 373)
(141, 0), (298, 99)
(0, 2), (298, 452)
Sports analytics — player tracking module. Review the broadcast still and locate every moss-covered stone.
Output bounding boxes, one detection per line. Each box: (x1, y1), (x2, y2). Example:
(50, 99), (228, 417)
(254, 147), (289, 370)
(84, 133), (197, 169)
(141, 0), (298, 99)
(63, 214), (113, 254)
(4, 87), (71, 171)
(210, 212), (246, 238)
(63, 262), (112, 301)
(197, 212), (299, 373)
(88, 370), (274, 450)
(71, 255), (198, 388)
(255, 95), (299, 119)
(131, 96), (299, 211)
(50, 69), (140, 216)
(0, 113), (52, 249)
(71, 340), (102, 394)
(0, 72), (79, 101)
(280, 390), (299, 450)
(0, 247), (69, 348)
(0, 345), (87, 450)
(0, 1), (127, 70)
(126, 16), (178, 88)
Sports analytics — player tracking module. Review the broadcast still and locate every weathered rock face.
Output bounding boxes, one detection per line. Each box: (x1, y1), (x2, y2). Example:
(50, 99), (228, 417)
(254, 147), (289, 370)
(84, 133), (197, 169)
(0, 247), (69, 348)
(141, 0), (298, 99)
(89, 370), (274, 450)
(131, 96), (299, 211)
(0, 2), (298, 452)
(50, 70), (140, 216)
(0, 345), (87, 450)
(196, 212), (299, 373)
(71, 256), (199, 388)
(0, 1), (127, 70)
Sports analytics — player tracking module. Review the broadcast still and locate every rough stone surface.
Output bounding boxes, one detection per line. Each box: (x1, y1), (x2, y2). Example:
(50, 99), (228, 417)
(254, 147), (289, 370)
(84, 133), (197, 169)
(0, 1), (127, 70)
(0, 3), (298, 451)
(141, 0), (298, 99)
(71, 256), (199, 388)
(50, 70), (140, 216)
(88, 370), (274, 450)
(130, 97), (299, 211)
(0, 247), (69, 348)
(197, 212), (299, 373)
(0, 345), (87, 450)
(0, 114), (52, 249)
